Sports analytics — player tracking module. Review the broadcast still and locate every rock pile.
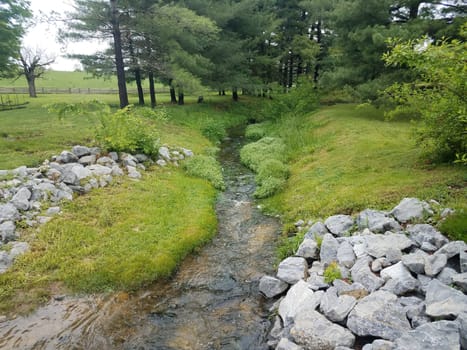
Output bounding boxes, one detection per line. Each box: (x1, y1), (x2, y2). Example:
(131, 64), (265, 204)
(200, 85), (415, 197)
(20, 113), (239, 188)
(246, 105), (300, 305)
(0, 144), (193, 273)
(260, 198), (467, 350)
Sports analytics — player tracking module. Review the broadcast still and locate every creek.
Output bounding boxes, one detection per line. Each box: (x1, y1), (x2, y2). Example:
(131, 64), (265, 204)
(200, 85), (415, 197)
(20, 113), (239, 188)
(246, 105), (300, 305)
(0, 126), (281, 349)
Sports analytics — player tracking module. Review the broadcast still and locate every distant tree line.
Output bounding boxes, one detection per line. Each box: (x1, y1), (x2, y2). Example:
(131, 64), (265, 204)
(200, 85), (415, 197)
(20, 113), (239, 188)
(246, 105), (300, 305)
(1, 0), (465, 107)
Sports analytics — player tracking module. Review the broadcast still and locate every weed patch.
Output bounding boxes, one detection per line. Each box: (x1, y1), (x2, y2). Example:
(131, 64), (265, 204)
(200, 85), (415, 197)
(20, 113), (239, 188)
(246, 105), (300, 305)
(182, 155), (225, 190)
(439, 211), (467, 242)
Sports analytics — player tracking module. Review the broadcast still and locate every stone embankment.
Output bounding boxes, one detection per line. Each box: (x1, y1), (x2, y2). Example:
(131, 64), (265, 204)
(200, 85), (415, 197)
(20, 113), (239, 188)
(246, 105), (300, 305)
(260, 198), (467, 350)
(0, 145), (193, 273)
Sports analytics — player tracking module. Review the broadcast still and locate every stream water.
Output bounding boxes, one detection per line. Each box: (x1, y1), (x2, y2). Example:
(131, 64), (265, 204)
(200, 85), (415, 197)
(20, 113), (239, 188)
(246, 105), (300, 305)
(0, 126), (281, 349)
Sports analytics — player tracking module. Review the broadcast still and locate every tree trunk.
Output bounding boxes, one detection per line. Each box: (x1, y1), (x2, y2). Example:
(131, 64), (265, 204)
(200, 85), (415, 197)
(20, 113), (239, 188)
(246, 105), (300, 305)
(178, 91), (184, 105)
(169, 79), (177, 104)
(148, 71), (156, 108)
(314, 19), (322, 84)
(232, 87), (238, 101)
(135, 68), (145, 106)
(27, 76), (36, 98)
(110, 0), (128, 109)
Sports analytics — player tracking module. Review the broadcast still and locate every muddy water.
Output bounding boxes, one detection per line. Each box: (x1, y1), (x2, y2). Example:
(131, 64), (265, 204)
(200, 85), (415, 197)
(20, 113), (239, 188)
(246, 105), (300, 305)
(0, 127), (281, 350)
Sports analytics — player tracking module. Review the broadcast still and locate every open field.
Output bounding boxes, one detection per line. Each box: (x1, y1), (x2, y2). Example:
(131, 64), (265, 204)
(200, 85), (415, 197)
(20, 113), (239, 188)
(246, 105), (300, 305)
(0, 70), (165, 90)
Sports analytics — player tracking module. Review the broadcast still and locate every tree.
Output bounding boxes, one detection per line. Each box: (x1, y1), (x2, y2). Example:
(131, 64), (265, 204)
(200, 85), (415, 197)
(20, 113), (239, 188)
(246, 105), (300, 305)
(0, 0), (31, 76)
(383, 26), (467, 162)
(17, 47), (54, 97)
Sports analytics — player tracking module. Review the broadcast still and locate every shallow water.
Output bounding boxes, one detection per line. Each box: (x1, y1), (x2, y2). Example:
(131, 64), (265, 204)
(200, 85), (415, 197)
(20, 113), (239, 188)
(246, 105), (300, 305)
(0, 126), (281, 349)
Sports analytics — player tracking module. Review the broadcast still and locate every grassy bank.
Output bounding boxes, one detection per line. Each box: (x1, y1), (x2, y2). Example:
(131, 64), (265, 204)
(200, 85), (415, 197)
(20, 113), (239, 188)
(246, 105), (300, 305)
(0, 95), (247, 315)
(250, 104), (466, 222)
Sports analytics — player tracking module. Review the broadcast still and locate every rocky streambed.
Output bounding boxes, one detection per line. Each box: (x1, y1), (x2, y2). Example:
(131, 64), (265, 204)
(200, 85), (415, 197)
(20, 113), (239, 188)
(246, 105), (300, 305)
(260, 198), (467, 350)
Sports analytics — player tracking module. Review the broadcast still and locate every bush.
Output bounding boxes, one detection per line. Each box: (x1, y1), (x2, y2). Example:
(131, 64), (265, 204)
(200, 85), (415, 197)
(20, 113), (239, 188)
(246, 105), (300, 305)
(254, 159), (289, 198)
(439, 211), (467, 242)
(200, 118), (227, 144)
(245, 123), (267, 140)
(182, 155), (225, 190)
(240, 137), (286, 172)
(96, 105), (160, 157)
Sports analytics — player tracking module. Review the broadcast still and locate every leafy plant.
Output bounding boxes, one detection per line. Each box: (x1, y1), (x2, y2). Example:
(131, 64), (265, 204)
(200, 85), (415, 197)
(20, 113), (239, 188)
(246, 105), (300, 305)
(324, 261), (342, 283)
(245, 123), (266, 140)
(200, 118), (227, 143)
(182, 155), (225, 190)
(383, 28), (467, 163)
(240, 137), (286, 171)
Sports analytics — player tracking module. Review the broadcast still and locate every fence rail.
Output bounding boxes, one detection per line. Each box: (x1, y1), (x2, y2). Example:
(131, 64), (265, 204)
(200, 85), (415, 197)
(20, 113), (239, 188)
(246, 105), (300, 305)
(0, 87), (169, 95)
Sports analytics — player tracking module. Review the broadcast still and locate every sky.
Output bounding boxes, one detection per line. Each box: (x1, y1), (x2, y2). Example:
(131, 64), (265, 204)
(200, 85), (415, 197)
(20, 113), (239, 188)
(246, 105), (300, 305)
(22, 0), (102, 71)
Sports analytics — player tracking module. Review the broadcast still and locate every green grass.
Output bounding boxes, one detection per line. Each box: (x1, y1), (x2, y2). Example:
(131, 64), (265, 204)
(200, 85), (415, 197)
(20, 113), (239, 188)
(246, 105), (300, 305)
(257, 104), (466, 221)
(0, 93), (248, 315)
(0, 169), (217, 314)
(0, 70), (165, 90)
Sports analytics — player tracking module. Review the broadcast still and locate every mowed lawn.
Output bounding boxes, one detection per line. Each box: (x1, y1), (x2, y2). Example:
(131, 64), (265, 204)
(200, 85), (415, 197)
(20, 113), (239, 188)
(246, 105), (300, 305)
(261, 104), (466, 221)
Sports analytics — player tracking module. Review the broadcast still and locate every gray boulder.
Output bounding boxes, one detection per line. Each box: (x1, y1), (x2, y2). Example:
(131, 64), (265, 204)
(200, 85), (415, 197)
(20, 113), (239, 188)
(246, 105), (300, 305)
(452, 272), (467, 293)
(406, 224), (448, 250)
(71, 145), (91, 157)
(9, 241), (29, 259)
(458, 312), (467, 349)
(304, 221), (329, 239)
(296, 238), (319, 259)
(96, 156), (116, 166)
(425, 279), (467, 318)
(11, 187), (31, 210)
(127, 166), (142, 179)
(307, 273), (329, 290)
(108, 152), (119, 161)
(319, 233), (339, 266)
(436, 267), (458, 285)
(319, 287), (357, 323)
(380, 261), (420, 295)
(278, 280), (323, 326)
(277, 257), (308, 284)
(291, 310), (355, 349)
(350, 256), (384, 292)
(156, 159), (167, 167)
(87, 164), (112, 176)
(78, 155), (96, 166)
(394, 320), (460, 350)
(435, 240), (467, 259)
(0, 203), (20, 223)
(461, 248), (467, 273)
(159, 146), (171, 160)
(276, 338), (303, 350)
(424, 253), (447, 277)
(365, 233), (413, 258)
(71, 164), (92, 180)
(0, 221), (16, 242)
(259, 276), (289, 298)
(357, 209), (401, 233)
(182, 148), (194, 157)
(135, 154), (149, 163)
(324, 215), (354, 236)
(0, 251), (12, 273)
(62, 171), (80, 186)
(390, 197), (433, 223)
(347, 290), (410, 341)
(363, 339), (395, 350)
(56, 151), (79, 164)
(337, 241), (356, 268)
(401, 250), (427, 274)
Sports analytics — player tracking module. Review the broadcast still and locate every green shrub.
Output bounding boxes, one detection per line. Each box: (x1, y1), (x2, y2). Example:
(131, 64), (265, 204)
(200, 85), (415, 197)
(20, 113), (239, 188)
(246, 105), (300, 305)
(324, 261), (342, 283)
(240, 137), (286, 172)
(245, 123), (266, 140)
(200, 118), (227, 143)
(254, 159), (289, 198)
(96, 105), (160, 157)
(439, 211), (467, 242)
(182, 155), (225, 190)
